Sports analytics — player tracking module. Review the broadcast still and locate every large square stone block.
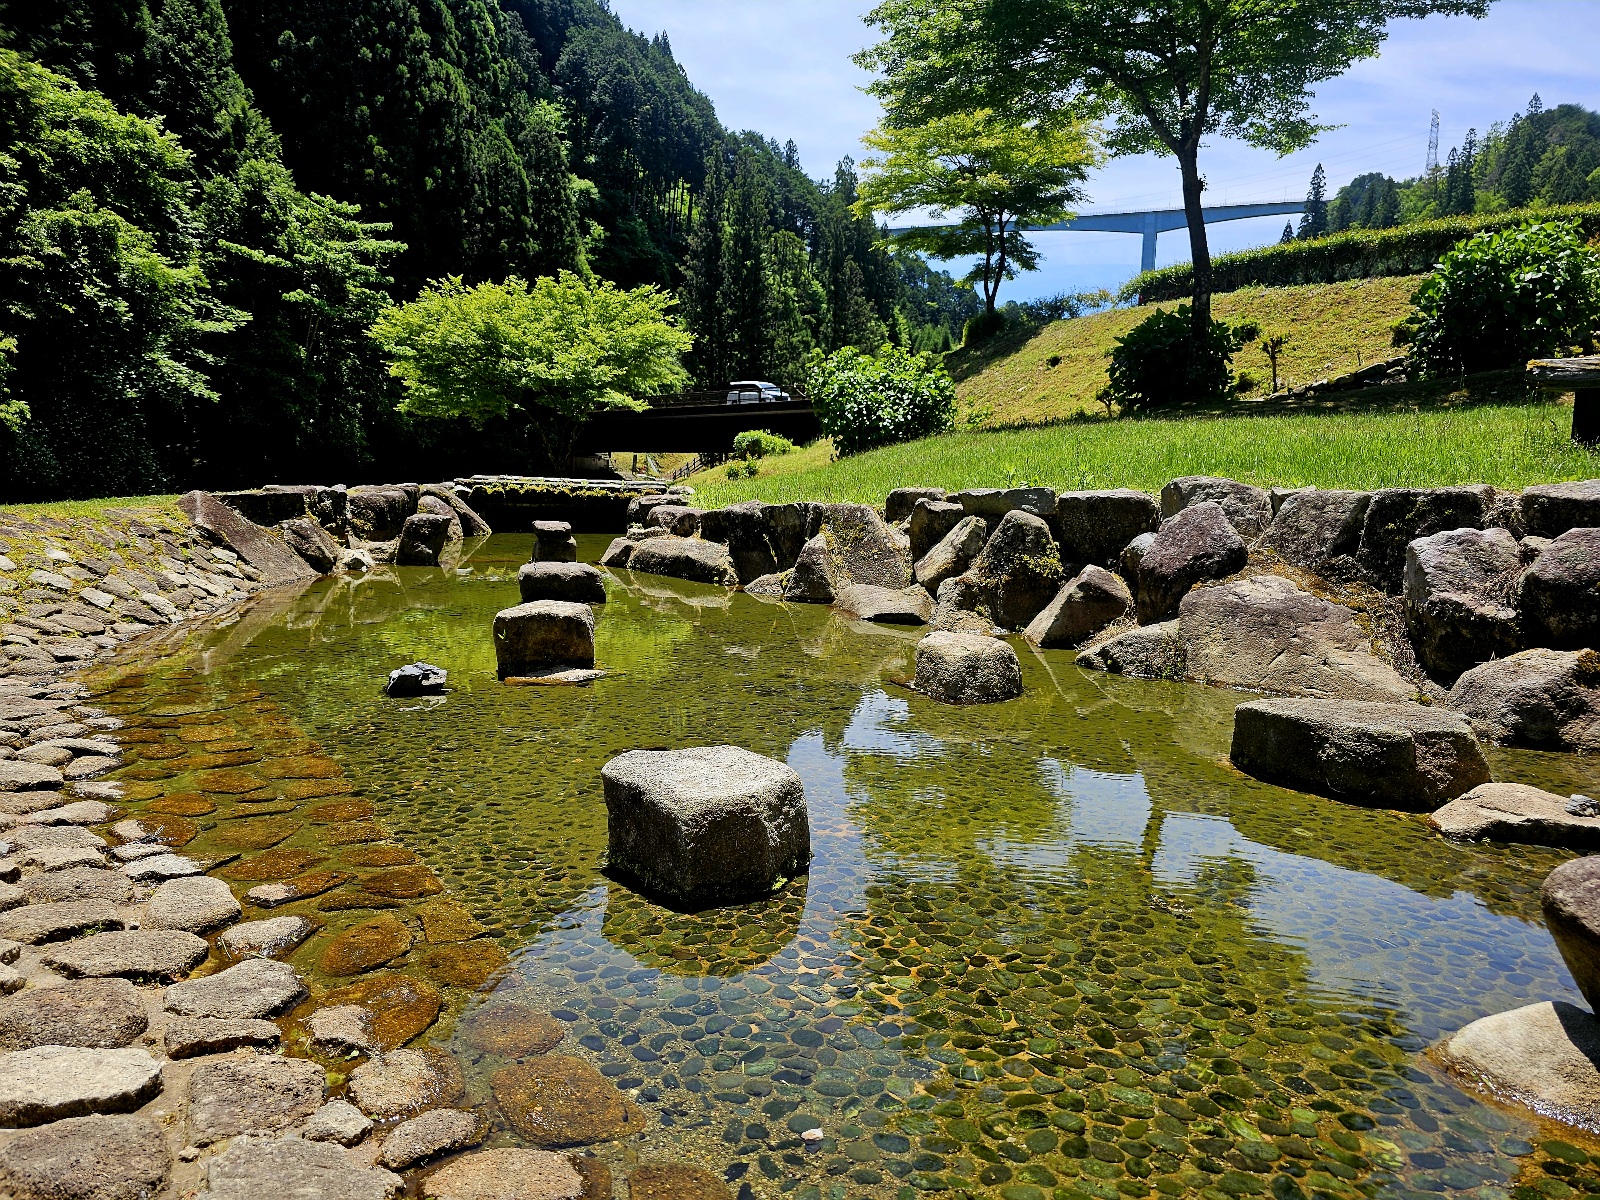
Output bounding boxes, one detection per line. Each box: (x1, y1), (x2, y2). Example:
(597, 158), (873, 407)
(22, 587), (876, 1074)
(493, 602), (594, 677)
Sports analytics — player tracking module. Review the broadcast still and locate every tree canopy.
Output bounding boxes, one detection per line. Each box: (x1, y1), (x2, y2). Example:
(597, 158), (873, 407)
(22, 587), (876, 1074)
(856, 109), (1099, 315)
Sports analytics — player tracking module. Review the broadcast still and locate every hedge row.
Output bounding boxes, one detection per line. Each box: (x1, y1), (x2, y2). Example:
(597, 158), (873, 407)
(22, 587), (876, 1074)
(1122, 203), (1600, 303)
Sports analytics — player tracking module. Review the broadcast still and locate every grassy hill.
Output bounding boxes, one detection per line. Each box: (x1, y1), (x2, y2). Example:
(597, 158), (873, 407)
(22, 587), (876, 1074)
(949, 276), (1424, 428)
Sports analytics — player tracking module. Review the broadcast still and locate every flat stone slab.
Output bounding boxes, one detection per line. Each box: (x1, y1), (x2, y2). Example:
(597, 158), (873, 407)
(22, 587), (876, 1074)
(1441, 1001), (1600, 1132)
(0, 762), (63, 793)
(0, 1113), (168, 1200)
(376, 1107), (483, 1169)
(348, 1048), (464, 1119)
(0, 977), (148, 1050)
(0, 1046), (162, 1126)
(835, 583), (932, 626)
(187, 1056), (326, 1142)
(304, 1100), (373, 1146)
(6, 825), (103, 852)
(0, 900), (126, 945)
(1432, 783), (1600, 848)
(121, 853), (201, 881)
(196, 1134), (401, 1200)
(1230, 697), (1491, 811)
(23, 846), (107, 871)
(424, 1149), (583, 1200)
(165, 1016), (281, 1059)
(164, 958), (307, 1020)
(19, 799), (114, 826)
(489, 1056), (640, 1147)
(308, 1004), (379, 1056)
(144, 875), (242, 933)
(44, 929), (208, 981)
(20, 866), (132, 905)
(602, 746), (810, 904)
(216, 915), (315, 959)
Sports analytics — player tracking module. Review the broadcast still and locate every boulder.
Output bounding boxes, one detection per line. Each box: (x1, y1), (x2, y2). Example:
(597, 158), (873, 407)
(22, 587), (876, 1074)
(760, 502), (816, 569)
(598, 537), (634, 569)
(424, 1149), (583, 1200)
(1403, 526), (1523, 679)
(347, 1047), (464, 1120)
(624, 495), (679, 526)
(1355, 485), (1495, 590)
(1075, 621), (1183, 680)
(1432, 783), (1600, 847)
(422, 484), (491, 537)
(494, 601), (595, 677)
(178, 491), (318, 585)
(949, 510), (1066, 631)
(519, 562), (607, 605)
(0, 978), (148, 1050)
(1523, 480), (1600, 538)
(886, 487), (946, 525)
(913, 515), (987, 594)
(928, 581), (1004, 637)
(1053, 490), (1161, 568)
(701, 502), (781, 584)
(395, 513), (453, 567)
(1441, 1002), (1600, 1134)
(908, 499), (966, 563)
(1135, 503), (1247, 623)
(144, 874), (242, 933)
(1254, 489), (1371, 572)
(164, 958), (307, 1020)
(385, 662), (447, 698)
(951, 487), (1058, 522)
(19, 867), (130, 905)
(0, 1113), (168, 1200)
(1179, 575), (1414, 701)
(1448, 648), (1600, 751)
(835, 584), (932, 626)
(630, 1165), (731, 1200)
(377, 1108), (483, 1170)
(1120, 531), (1156, 581)
(1543, 856), (1600, 1014)
(533, 521), (578, 563)
(196, 1134), (401, 1200)
(1023, 565), (1131, 649)
(416, 493), (464, 541)
(1521, 528), (1600, 649)
(280, 518), (341, 575)
(1230, 697), (1491, 810)
(346, 486), (413, 542)
(913, 631), (1024, 705)
(458, 1004), (564, 1058)
(782, 504), (912, 606)
(0, 1047), (162, 1126)
(645, 506), (702, 537)
(1160, 476), (1273, 538)
(627, 537), (739, 588)
(602, 746), (810, 903)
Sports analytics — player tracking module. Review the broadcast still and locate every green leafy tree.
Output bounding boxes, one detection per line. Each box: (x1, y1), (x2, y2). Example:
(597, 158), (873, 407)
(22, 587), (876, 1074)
(369, 272), (692, 468)
(681, 150), (731, 387)
(856, 108), (1099, 317)
(721, 149), (773, 384)
(805, 343), (955, 455)
(149, 0), (265, 173)
(859, 0), (1492, 342)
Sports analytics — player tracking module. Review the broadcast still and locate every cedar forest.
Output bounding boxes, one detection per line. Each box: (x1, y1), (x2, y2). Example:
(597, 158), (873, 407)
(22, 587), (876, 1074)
(0, 0), (980, 500)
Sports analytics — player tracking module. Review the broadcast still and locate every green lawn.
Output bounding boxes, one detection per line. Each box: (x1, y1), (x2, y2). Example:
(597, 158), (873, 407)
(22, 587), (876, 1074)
(689, 376), (1597, 507)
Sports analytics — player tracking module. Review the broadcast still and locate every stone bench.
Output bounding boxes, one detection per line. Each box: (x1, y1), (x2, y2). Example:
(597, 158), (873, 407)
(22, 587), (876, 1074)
(1528, 356), (1600, 444)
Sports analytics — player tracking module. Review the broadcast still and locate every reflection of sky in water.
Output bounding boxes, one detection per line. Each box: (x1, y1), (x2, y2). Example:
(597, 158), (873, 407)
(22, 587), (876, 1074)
(840, 689), (944, 760)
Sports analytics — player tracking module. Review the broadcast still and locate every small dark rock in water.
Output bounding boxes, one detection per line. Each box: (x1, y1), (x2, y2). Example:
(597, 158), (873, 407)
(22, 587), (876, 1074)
(385, 662), (446, 697)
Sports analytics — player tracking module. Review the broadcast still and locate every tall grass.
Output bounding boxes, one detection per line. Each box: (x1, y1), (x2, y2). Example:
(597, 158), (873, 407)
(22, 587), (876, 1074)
(691, 398), (1599, 507)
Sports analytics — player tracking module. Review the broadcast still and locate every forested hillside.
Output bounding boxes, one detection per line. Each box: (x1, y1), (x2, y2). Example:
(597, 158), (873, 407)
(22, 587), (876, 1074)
(0, 0), (973, 501)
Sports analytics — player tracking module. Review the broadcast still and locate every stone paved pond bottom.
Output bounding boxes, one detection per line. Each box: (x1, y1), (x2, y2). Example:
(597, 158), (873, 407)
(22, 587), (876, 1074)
(85, 535), (1600, 1200)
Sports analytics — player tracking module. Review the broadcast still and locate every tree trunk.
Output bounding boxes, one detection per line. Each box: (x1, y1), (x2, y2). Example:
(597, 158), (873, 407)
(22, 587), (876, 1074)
(1178, 143), (1212, 339)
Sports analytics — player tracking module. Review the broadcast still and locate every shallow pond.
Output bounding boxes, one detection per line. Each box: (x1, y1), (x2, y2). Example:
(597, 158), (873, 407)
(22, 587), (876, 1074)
(89, 535), (1600, 1200)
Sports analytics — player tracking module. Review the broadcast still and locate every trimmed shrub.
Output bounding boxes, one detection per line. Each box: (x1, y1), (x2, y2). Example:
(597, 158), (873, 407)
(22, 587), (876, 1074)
(1402, 219), (1600, 378)
(1123, 203), (1600, 303)
(731, 429), (795, 459)
(805, 344), (957, 456)
(962, 309), (1007, 346)
(1105, 304), (1253, 410)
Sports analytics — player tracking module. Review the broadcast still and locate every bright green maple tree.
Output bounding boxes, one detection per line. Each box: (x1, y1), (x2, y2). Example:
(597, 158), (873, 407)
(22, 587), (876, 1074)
(369, 271), (693, 468)
(855, 109), (1100, 320)
(858, 0), (1493, 340)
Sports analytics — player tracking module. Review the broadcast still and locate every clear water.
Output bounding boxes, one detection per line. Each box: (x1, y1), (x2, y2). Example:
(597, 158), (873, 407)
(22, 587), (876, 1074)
(89, 534), (1600, 1200)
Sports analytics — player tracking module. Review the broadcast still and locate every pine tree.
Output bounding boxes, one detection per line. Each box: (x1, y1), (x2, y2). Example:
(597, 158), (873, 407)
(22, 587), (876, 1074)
(682, 150), (730, 387)
(149, 0), (263, 174)
(1297, 163), (1328, 240)
(1279, 221), (1295, 244)
(720, 149), (772, 380)
(1529, 93), (1544, 116)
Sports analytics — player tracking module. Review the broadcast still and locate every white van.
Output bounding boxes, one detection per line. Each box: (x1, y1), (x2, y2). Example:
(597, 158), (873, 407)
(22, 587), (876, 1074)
(725, 381), (790, 405)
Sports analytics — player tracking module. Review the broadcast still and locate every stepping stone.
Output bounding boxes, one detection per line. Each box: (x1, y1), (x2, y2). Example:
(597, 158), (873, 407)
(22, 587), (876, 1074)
(164, 958), (306, 1020)
(307, 1004), (379, 1056)
(216, 915), (315, 959)
(318, 913), (412, 976)
(0, 899), (126, 945)
(62, 757), (118, 781)
(376, 1107), (483, 1169)
(144, 875), (241, 933)
(122, 853), (201, 881)
(18, 799), (113, 826)
(492, 601), (595, 677)
(111, 844), (168, 862)
(6, 824), (104, 852)
(0, 977), (149, 1050)
(425, 1148), (583, 1200)
(347, 1048), (463, 1119)
(913, 631), (1024, 705)
(303, 1099), (373, 1146)
(0, 762), (63, 793)
(44, 929), (208, 981)
(20, 866), (132, 904)
(21, 846), (105, 872)
(489, 1055), (640, 1147)
(0, 1113), (168, 1200)
(0, 1046), (162, 1126)
(187, 1056), (326, 1142)
(1432, 783), (1600, 848)
(164, 1016), (281, 1059)
(195, 1134), (400, 1199)
(1441, 1001), (1600, 1129)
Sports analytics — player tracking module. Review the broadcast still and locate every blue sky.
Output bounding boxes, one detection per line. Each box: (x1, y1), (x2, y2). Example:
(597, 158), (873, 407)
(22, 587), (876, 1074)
(606, 0), (1600, 300)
